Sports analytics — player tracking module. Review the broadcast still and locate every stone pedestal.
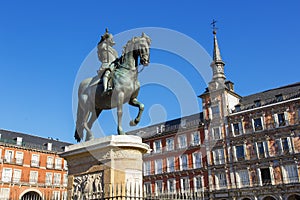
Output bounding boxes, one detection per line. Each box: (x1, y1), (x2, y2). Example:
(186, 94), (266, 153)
(60, 135), (150, 200)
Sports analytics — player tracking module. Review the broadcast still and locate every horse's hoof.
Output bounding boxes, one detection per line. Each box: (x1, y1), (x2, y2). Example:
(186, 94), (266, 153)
(130, 120), (136, 126)
(118, 130), (125, 135)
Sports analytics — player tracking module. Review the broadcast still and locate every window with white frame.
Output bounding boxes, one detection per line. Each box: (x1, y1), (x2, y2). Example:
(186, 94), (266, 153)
(281, 138), (291, 154)
(52, 191), (60, 200)
(62, 191), (67, 200)
(63, 174), (68, 186)
(144, 161), (151, 176)
(256, 141), (267, 159)
(236, 170), (250, 188)
(212, 127), (222, 140)
(13, 169), (22, 183)
(191, 131), (200, 146)
(194, 176), (202, 191)
(193, 152), (202, 168)
(63, 160), (68, 170)
(31, 154), (40, 167)
(178, 134), (187, 149)
(232, 122), (242, 136)
(253, 117), (263, 131)
(4, 150), (14, 163)
(0, 188), (10, 200)
(212, 149), (225, 165)
(167, 157), (175, 172)
(274, 112), (288, 127)
(47, 156), (54, 168)
(283, 164), (299, 183)
(155, 181), (163, 194)
(144, 182), (151, 194)
(215, 172), (227, 189)
(180, 177), (190, 191)
(15, 151), (23, 165)
(55, 158), (62, 169)
(29, 171), (38, 184)
(2, 168), (12, 182)
(45, 172), (53, 185)
(0, 149), (2, 161)
(235, 145), (245, 161)
(54, 173), (61, 186)
(155, 159), (163, 174)
(166, 137), (174, 151)
(180, 154), (188, 170)
(154, 140), (162, 153)
(167, 179), (176, 193)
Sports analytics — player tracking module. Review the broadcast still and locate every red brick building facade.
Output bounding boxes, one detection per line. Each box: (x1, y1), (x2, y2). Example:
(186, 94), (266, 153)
(0, 129), (71, 200)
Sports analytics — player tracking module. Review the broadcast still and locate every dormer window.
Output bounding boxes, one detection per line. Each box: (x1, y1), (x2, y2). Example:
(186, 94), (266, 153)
(235, 105), (241, 112)
(276, 94), (283, 102)
(254, 100), (261, 107)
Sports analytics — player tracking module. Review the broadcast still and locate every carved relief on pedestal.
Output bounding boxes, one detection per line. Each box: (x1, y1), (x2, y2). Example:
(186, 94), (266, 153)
(100, 148), (141, 161)
(72, 171), (104, 200)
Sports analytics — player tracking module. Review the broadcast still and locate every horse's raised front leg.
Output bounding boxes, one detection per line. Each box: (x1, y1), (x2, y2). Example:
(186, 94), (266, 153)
(117, 92), (125, 135)
(129, 98), (144, 126)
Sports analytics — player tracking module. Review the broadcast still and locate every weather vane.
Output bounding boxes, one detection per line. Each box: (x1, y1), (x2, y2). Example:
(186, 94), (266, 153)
(211, 19), (218, 34)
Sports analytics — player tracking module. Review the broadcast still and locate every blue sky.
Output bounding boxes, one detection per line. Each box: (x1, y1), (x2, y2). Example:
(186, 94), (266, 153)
(0, 1), (299, 143)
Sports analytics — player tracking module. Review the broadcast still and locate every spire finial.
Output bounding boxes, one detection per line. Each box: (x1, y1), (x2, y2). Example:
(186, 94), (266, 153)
(105, 27), (109, 33)
(211, 19), (218, 35)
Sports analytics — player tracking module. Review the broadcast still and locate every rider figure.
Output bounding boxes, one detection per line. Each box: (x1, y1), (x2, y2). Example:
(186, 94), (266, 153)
(97, 28), (118, 93)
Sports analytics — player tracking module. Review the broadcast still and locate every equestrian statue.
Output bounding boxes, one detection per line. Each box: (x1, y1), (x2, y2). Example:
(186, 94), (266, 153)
(74, 29), (151, 142)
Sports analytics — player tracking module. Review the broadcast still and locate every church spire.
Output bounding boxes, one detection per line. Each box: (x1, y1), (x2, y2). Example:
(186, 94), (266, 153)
(209, 20), (226, 88)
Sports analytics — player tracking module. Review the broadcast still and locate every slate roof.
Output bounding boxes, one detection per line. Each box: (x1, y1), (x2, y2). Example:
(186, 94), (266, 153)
(0, 129), (72, 152)
(235, 82), (300, 112)
(128, 112), (204, 139)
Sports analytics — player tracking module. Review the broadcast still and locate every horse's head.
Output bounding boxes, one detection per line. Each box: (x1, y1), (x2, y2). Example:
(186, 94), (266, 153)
(135, 33), (151, 66)
(123, 33), (151, 67)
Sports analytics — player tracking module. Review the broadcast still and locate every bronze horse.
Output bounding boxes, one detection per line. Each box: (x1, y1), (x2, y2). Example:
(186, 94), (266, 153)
(74, 33), (151, 142)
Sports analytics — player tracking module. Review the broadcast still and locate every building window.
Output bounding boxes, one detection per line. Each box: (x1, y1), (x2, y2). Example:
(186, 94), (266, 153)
(13, 169), (22, 183)
(167, 157), (175, 172)
(284, 164), (299, 183)
(155, 181), (163, 194)
(180, 154), (188, 170)
(2, 168), (12, 182)
(180, 177), (190, 191)
(193, 152), (202, 168)
(63, 174), (68, 186)
(167, 179), (176, 193)
(191, 131), (200, 146)
(276, 94), (283, 102)
(0, 188), (10, 200)
(54, 173), (61, 186)
(232, 122), (242, 136)
(4, 150), (14, 163)
(166, 137), (174, 151)
(254, 100), (261, 107)
(260, 168), (271, 186)
(29, 171), (38, 184)
(212, 127), (222, 140)
(235, 105), (241, 112)
(47, 156), (54, 169)
(155, 159), (163, 174)
(253, 117), (263, 131)
(55, 158), (62, 169)
(215, 172), (227, 189)
(256, 141), (267, 159)
(45, 172), (53, 185)
(178, 134), (187, 149)
(194, 176), (202, 191)
(235, 145), (245, 161)
(15, 151), (23, 165)
(52, 191), (60, 200)
(212, 149), (225, 165)
(236, 170), (250, 188)
(154, 140), (162, 153)
(211, 105), (220, 116)
(62, 191), (67, 200)
(144, 182), (151, 195)
(63, 160), (68, 170)
(144, 161), (151, 176)
(281, 138), (290, 154)
(31, 154), (40, 167)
